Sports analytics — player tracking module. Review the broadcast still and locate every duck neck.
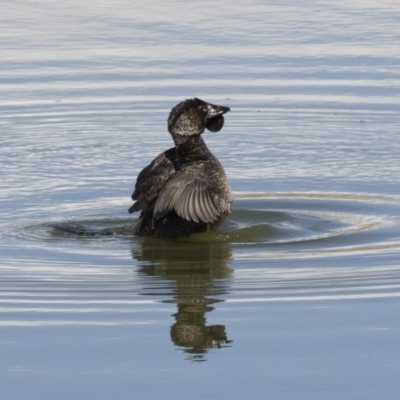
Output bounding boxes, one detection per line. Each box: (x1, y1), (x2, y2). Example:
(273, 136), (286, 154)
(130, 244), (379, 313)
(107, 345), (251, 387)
(173, 135), (213, 165)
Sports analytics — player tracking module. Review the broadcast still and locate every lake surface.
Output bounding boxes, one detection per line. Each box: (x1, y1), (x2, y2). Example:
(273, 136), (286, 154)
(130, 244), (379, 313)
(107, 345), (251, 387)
(1, 1), (400, 399)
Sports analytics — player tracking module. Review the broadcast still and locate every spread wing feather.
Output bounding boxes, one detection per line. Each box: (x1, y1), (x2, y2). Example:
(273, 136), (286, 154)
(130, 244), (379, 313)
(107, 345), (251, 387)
(188, 186), (199, 221)
(154, 171), (219, 223)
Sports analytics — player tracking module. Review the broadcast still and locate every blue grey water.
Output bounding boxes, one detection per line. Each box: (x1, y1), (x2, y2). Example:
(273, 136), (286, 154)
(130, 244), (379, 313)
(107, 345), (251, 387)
(1, 1), (400, 399)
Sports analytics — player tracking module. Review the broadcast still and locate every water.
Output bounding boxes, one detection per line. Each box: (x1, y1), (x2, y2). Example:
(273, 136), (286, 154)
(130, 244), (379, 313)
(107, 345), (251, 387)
(1, 0), (400, 398)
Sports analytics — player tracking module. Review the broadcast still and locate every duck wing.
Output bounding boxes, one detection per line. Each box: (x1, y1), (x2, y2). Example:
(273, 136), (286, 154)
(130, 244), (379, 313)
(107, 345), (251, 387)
(129, 147), (179, 213)
(153, 168), (219, 224)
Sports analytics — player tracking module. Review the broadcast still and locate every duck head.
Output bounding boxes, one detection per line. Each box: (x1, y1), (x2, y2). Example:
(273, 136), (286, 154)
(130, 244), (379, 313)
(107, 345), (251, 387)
(168, 98), (230, 137)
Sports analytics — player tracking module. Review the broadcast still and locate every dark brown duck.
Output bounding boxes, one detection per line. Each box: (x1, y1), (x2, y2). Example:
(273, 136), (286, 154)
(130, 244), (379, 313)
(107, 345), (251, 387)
(128, 98), (233, 237)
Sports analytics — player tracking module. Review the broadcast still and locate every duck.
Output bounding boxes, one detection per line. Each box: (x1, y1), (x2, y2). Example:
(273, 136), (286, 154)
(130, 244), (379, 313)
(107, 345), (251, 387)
(128, 97), (233, 237)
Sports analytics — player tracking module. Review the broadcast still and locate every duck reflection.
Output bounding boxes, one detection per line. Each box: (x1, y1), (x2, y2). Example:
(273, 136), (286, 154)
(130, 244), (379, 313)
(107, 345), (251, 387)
(132, 237), (233, 361)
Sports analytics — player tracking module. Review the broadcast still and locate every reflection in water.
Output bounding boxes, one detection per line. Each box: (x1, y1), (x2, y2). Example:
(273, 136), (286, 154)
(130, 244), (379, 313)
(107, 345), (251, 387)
(132, 237), (233, 361)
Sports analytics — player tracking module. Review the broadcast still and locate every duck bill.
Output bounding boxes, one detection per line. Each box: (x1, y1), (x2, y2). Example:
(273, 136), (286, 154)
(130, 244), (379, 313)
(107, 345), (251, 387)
(207, 103), (230, 118)
(206, 103), (230, 132)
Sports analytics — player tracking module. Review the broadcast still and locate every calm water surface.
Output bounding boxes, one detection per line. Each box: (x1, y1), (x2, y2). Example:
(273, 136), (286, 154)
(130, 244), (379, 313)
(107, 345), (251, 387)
(1, 1), (400, 399)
